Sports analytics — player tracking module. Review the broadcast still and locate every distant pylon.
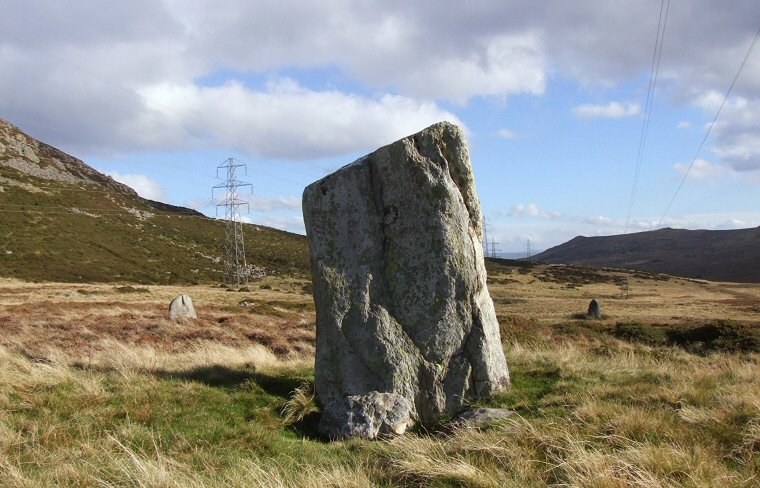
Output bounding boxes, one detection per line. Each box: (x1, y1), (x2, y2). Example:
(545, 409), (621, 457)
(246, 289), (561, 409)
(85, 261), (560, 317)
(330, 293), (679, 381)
(526, 239), (532, 259)
(489, 235), (500, 259)
(482, 217), (490, 258)
(212, 158), (252, 286)
(620, 276), (630, 299)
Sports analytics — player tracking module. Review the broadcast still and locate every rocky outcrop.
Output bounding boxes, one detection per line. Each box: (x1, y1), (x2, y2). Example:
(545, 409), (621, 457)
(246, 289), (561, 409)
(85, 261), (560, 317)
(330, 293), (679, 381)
(0, 118), (137, 193)
(303, 121), (510, 439)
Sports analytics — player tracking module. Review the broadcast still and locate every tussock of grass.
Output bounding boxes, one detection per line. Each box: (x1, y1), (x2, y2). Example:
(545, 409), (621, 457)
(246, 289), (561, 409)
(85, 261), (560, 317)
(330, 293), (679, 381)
(281, 381), (317, 425)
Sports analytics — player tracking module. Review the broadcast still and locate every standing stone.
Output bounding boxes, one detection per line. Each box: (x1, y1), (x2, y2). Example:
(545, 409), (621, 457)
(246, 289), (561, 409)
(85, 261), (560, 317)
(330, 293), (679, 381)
(169, 294), (197, 320)
(303, 121), (510, 439)
(587, 299), (601, 320)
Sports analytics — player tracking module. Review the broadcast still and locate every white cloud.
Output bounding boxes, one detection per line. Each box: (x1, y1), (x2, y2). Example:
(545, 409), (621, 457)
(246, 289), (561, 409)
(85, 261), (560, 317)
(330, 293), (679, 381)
(673, 159), (727, 183)
(496, 128), (517, 139)
(249, 194), (301, 212)
(677, 121), (691, 129)
(254, 214), (305, 234)
(184, 198), (214, 211)
(689, 91), (760, 172)
(572, 101), (640, 119)
(369, 32), (546, 103)
(106, 171), (168, 201)
(492, 210), (760, 252)
(716, 218), (747, 229)
(508, 203), (561, 219)
(584, 215), (615, 226)
(659, 212), (760, 230)
(131, 78), (463, 160)
(1, 0), (759, 164)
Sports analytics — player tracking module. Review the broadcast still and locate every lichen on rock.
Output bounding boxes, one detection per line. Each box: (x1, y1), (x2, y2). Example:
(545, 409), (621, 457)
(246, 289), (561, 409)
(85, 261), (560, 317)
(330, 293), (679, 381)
(303, 121), (510, 439)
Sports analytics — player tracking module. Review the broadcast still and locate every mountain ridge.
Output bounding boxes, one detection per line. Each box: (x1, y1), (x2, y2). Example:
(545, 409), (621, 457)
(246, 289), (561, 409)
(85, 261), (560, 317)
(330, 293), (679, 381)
(532, 226), (760, 283)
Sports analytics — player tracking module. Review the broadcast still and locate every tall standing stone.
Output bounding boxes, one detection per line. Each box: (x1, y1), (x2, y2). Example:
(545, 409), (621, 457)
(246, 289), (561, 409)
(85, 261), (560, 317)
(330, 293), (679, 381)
(303, 122), (510, 439)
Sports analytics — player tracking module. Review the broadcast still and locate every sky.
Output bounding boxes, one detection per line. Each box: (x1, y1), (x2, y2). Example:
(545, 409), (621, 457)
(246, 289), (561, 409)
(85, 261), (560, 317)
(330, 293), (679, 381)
(2, 0), (760, 253)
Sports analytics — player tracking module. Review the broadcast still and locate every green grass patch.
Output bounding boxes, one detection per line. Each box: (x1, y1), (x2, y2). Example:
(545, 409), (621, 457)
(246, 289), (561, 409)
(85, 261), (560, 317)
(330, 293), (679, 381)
(478, 356), (563, 416)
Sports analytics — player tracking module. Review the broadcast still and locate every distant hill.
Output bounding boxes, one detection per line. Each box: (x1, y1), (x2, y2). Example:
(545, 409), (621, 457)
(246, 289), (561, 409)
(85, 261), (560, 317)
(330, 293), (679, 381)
(0, 118), (309, 283)
(532, 227), (760, 283)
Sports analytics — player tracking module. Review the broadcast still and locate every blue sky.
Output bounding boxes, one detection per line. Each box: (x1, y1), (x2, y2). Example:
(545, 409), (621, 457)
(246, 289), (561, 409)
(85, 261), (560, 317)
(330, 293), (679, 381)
(2, 1), (760, 252)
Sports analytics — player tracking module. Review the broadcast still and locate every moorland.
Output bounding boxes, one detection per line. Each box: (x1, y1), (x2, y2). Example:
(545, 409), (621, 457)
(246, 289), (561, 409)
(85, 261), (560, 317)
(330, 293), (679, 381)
(1, 260), (759, 486)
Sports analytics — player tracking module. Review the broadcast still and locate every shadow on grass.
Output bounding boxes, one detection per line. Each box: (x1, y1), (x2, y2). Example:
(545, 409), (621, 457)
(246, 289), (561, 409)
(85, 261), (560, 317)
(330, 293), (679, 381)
(288, 411), (324, 440)
(69, 360), (330, 440)
(71, 361), (310, 399)
(150, 365), (311, 399)
(152, 365), (329, 441)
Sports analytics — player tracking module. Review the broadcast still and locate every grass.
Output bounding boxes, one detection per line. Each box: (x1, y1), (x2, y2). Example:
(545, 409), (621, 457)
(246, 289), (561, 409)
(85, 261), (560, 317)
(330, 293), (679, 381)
(5, 338), (758, 486)
(0, 266), (760, 485)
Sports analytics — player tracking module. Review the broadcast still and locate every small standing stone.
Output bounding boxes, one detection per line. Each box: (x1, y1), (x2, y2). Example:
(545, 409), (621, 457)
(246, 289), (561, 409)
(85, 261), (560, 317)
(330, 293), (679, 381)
(587, 299), (601, 320)
(169, 294), (197, 320)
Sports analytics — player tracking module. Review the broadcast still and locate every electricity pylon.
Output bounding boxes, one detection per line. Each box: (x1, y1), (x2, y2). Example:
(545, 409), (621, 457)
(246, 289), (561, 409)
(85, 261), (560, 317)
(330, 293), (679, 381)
(482, 217), (490, 258)
(489, 235), (500, 259)
(212, 158), (252, 286)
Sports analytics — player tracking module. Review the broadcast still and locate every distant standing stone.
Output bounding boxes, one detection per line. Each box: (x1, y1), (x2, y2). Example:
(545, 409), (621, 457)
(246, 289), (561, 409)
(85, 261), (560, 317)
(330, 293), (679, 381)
(587, 299), (601, 320)
(169, 294), (197, 320)
(303, 121), (510, 439)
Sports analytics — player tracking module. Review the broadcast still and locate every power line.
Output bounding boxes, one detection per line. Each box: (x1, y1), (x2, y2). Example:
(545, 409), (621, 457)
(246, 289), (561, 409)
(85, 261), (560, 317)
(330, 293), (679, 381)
(657, 25), (760, 227)
(624, 0), (670, 234)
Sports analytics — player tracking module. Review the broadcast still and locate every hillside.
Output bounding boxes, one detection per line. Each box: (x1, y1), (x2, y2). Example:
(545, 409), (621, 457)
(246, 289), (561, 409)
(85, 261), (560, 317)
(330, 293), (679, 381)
(0, 118), (309, 283)
(532, 227), (760, 283)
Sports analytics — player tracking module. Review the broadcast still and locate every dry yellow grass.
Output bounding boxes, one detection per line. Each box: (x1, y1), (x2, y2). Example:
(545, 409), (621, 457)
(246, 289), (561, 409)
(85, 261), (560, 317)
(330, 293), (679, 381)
(0, 265), (758, 486)
(486, 262), (760, 325)
(0, 277), (316, 364)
